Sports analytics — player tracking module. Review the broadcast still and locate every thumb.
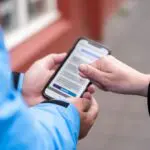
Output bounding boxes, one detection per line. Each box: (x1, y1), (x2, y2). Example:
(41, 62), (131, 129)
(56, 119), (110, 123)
(39, 53), (66, 69)
(68, 98), (91, 112)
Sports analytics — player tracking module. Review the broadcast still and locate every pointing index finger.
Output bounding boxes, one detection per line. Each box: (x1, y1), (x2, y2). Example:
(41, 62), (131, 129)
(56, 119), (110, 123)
(79, 64), (106, 84)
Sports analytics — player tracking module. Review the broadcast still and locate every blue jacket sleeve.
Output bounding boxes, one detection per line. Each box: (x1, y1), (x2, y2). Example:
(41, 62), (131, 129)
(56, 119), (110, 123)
(0, 30), (80, 150)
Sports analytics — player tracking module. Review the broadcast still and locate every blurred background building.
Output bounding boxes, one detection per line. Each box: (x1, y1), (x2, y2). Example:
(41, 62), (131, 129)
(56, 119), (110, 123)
(1, 0), (150, 150)
(0, 0), (57, 51)
(0, 0), (123, 72)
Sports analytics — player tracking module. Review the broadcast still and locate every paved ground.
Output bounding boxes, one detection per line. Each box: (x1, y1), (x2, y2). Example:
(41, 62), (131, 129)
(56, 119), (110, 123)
(78, 0), (150, 149)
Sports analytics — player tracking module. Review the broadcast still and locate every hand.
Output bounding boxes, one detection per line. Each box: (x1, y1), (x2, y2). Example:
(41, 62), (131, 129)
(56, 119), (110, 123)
(68, 95), (99, 140)
(79, 55), (150, 97)
(22, 53), (66, 106)
(22, 53), (96, 106)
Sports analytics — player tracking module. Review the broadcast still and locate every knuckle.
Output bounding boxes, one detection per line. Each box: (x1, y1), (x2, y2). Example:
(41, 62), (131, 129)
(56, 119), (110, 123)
(100, 74), (106, 83)
(82, 99), (91, 111)
(87, 67), (95, 77)
(86, 117), (95, 127)
(108, 55), (113, 59)
(101, 55), (108, 62)
(94, 109), (99, 119)
(108, 55), (115, 61)
(102, 78), (108, 86)
(34, 60), (41, 67)
(95, 60), (100, 66)
(100, 56), (106, 61)
(80, 113), (88, 124)
(46, 53), (57, 60)
(50, 53), (57, 56)
(86, 114), (98, 125)
(49, 53), (56, 59)
(101, 75), (111, 87)
(93, 108), (99, 119)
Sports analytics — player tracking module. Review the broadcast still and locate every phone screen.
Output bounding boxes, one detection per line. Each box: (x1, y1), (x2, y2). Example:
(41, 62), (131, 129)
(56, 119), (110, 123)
(44, 39), (109, 100)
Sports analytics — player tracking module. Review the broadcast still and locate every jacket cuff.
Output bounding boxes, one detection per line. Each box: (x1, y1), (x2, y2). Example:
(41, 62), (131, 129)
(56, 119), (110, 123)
(57, 102), (80, 140)
(17, 73), (24, 92)
(38, 99), (80, 140)
(12, 72), (24, 91)
(147, 83), (150, 115)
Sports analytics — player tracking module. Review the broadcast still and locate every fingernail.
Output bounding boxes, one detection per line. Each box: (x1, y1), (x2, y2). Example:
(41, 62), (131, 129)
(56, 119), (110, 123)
(79, 64), (87, 72)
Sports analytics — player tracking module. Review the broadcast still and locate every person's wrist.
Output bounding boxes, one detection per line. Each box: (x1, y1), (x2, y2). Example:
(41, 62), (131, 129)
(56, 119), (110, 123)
(22, 94), (46, 106)
(136, 74), (150, 97)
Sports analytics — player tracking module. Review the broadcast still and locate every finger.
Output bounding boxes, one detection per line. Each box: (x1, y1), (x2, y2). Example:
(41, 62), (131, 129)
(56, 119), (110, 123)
(52, 63), (61, 70)
(68, 98), (91, 112)
(87, 97), (99, 120)
(79, 64), (107, 86)
(92, 81), (108, 91)
(40, 53), (67, 69)
(48, 70), (55, 78)
(82, 92), (92, 100)
(79, 71), (87, 78)
(87, 84), (96, 94)
(90, 56), (106, 69)
(52, 53), (67, 65)
(48, 66), (62, 78)
(82, 98), (92, 112)
(51, 62), (64, 73)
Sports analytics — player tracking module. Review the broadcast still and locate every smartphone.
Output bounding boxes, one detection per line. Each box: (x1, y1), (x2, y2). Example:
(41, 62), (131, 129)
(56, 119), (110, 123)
(42, 38), (110, 100)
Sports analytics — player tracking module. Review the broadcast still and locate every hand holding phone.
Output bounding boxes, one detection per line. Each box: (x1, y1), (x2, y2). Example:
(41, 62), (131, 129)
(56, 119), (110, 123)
(43, 38), (110, 100)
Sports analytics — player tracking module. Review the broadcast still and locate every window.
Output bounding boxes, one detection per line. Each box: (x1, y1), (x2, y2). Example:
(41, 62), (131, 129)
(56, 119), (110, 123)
(28, 0), (49, 20)
(0, 0), (58, 49)
(0, 0), (17, 32)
